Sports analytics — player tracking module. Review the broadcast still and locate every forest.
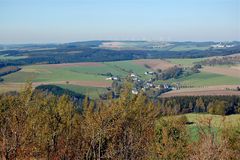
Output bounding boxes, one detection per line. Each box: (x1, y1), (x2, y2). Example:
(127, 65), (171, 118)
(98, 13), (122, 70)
(160, 96), (240, 115)
(198, 56), (240, 66)
(0, 83), (239, 159)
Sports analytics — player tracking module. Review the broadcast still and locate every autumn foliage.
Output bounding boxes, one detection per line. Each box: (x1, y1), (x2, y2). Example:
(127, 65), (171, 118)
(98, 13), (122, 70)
(0, 83), (239, 159)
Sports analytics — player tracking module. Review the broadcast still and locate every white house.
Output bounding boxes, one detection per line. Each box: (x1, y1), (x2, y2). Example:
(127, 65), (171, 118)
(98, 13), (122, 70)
(132, 77), (138, 81)
(106, 77), (112, 80)
(132, 89), (139, 95)
(106, 77), (118, 80)
(130, 73), (136, 77)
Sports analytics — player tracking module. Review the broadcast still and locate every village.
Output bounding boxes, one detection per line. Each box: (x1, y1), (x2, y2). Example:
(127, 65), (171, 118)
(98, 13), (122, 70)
(105, 71), (178, 96)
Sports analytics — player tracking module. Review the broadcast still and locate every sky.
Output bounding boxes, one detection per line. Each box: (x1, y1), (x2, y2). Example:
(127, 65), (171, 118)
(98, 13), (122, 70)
(0, 0), (239, 43)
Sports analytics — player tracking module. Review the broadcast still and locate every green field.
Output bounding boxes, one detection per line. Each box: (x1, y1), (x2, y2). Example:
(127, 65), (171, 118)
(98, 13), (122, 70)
(169, 45), (210, 51)
(2, 59), (240, 93)
(1, 60), (150, 96)
(56, 84), (107, 99)
(158, 71), (240, 87)
(3, 66), (107, 83)
(166, 58), (207, 67)
(158, 113), (240, 142)
(185, 113), (240, 127)
(105, 61), (151, 79)
(2, 61), (150, 83)
(0, 54), (28, 60)
(184, 113), (240, 141)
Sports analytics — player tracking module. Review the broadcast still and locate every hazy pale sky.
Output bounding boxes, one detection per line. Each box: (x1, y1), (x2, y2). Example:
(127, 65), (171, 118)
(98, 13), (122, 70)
(0, 0), (239, 43)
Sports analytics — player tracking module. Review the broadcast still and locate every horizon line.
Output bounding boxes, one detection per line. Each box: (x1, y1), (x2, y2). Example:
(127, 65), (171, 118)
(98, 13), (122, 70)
(1, 40), (240, 45)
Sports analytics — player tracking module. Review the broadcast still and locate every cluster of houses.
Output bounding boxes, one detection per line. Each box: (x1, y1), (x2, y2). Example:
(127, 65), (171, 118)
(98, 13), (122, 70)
(131, 83), (177, 95)
(105, 71), (178, 95)
(130, 73), (142, 82)
(129, 72), (177, 95)
(144, 71), (155, 75)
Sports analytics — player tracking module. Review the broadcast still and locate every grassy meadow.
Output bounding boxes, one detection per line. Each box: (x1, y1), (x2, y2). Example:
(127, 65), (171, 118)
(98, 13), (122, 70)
(184, 113), (240, 141)
(0, 54), (28, 60)
(169, 45), (210, 51)
(166, 58), (207, 67)
(1, 58), (240, 97)
(56, 84), (107, 99)
(0, 60), (150, 97)
(173, 72), (240, 86)
(163, 58), (240, 87)
(2, 61), (150, 83)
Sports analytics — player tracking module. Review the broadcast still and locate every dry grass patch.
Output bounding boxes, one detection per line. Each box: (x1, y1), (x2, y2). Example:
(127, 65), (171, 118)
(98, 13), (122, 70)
(202, 66), (240, 78)
(161, 85), (240, 97)
(133, 59), (175, 71)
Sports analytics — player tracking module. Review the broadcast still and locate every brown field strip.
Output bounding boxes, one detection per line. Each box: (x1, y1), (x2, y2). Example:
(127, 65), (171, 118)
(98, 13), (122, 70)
(31, 80), (112, 88)
(0, 80), (112, 93)
(202, 66), (240, 78)
(161, 89), (240, 97)
(133, 59), (175, 70)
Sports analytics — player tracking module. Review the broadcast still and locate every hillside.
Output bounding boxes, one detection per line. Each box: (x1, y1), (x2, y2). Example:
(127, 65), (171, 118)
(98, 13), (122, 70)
(0, 41), (240, 66)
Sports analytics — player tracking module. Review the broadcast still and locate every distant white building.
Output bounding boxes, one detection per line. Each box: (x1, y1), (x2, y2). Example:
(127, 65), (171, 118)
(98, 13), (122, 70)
(106, 77), (112, 80)
(144, 71), (155, 75)
(130, 73), (137, 77)
(146, 82), (154, 87)
(211, 43), (234, 48)
(105, 77), (118, 80)
(132, 89), (139, 95)
(163, 84), (169, 89)
(132, 77), (138, 81)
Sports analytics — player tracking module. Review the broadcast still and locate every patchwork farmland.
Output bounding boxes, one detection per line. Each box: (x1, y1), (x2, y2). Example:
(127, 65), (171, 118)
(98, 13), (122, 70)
(1, 57), (240, 98)
(0, 60), (151, 96)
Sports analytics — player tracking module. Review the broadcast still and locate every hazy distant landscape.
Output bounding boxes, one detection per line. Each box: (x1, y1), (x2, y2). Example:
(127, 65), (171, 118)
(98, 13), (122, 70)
(1, 41), (240, 98)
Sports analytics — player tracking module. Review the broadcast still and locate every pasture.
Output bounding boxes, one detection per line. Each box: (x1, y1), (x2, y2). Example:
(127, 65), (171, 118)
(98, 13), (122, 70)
(56, 84), (107, 99)
(166, 72), (240, 87)
(1, 58), (240, 97)
(185, 113), (240, 141)
(132, 59), (174, 70)
(0, 54), (28, 60)
(2, 61), (150, 83)
(166, 58), (207, 67)
(159, 113), (240, 142)
(185, 113), (240, 128)
(202, 65), (240, 78)
(169, 45), (209, 51)
(0, 60), (151, 94)
(161, 89), (240, 97)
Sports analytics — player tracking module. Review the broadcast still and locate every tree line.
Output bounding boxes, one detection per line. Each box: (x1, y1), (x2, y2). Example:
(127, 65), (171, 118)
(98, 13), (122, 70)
(198, 56), (240, 66)
(160, 96), (240, 115)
